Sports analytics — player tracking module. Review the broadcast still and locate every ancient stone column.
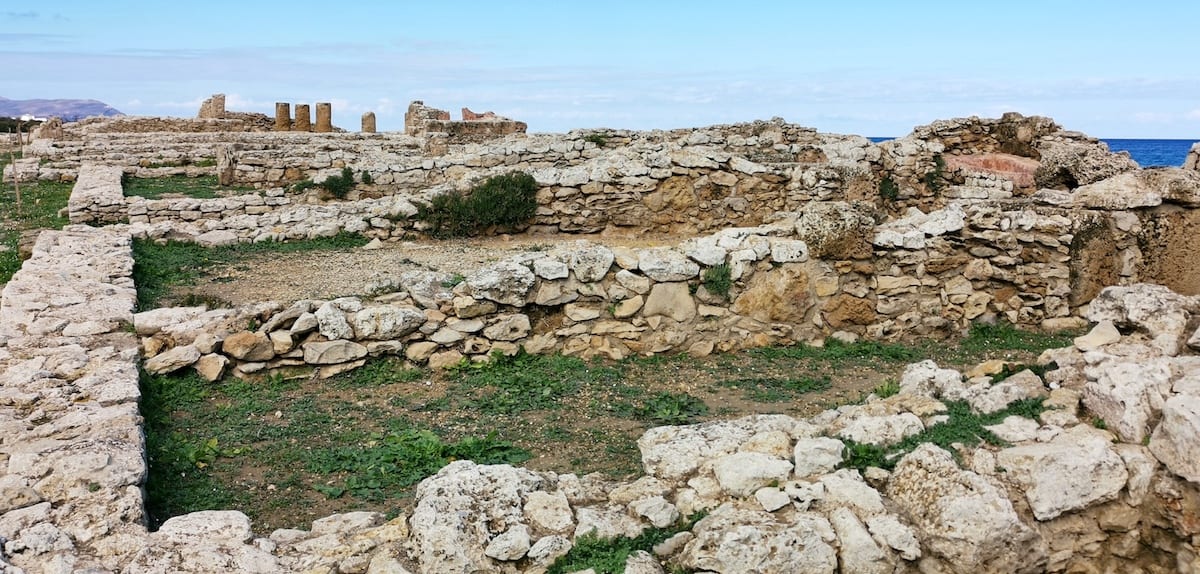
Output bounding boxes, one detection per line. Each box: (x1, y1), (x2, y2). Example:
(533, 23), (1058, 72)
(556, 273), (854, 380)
(274, 103), (292, 131)
(315, 102), (333, 133)
(294, 104), (312, 132)
(361, 112), (376, 133)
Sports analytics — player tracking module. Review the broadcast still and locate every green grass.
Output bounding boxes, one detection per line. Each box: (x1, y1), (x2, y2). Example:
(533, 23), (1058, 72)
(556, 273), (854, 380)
(632, 391), (709, 425)
(452, 352), (624, 415)
(131, 232), (369, 310)
(840, 397), (1049, 471)
(308, 429), (530, 501)
(957, 321), (1075, 355)
(123, 174), (252, 199)
(720, 376), (831, 402)
(547, 513), (706, 574)
(751, 338), (920, 366)
(0, 151), (73, 283)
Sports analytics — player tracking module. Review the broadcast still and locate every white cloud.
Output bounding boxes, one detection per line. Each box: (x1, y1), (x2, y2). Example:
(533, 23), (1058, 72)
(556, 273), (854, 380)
(1187, 109), (1200, 120)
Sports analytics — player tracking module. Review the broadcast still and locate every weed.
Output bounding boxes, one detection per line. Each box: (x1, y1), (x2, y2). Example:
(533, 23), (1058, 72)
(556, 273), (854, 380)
(320, 167), (356, 199)
(583, 133), (609, 147)
(334, 358), (424, 389)
(193, 157), (217, 168)
(360, 170), (373, 185)
(634, 392), (709, 425)
(878, 175), (900, 202)
(840, 397), (1048, 471)
(308, 429), (530, 501)
(441, 273), (466, 288)
(414, 171), (538, 238)
(453, 352), (622, 415)
(547, 512), (705, 574)
(872, 379), (901, 398)
(701, 263), (733, 299)
(1091, 417), (1108, 430)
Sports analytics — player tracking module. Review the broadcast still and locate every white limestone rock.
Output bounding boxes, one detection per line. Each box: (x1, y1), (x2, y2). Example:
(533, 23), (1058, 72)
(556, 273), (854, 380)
(567, 241), (615, 282)
(887, 444), (1046, 572)
(793, 437), (845, 478)
(483, 314), (531, 342)
(712, 451), (795, 497)
(352, 305), (425, 340)
(1087, 283), (1200, 356)
(144, 344), (200, 375)
(996, 425), (1129, 520)
(642, 282), (696, 323)
(522, 491), (574, 533)
(484, 524), (530, 562)
(467, 261), (536, 307)
(398, 270), (456, 310)
(629, 496), (679, 528)
(637, 415), (798, 480)
(836, 413), (924, 446)
(409, 461), (545, 574)
(303, 340), (368, 365)
(133, 306), (207, 335)
(637, 248), (700, 282)
(1082, 359), (1173, 443)
(1148, 394), (1200, 484)
(829, 506), (892, 574)
(678, 503), (837, 574)
(315, 301), (354, 340)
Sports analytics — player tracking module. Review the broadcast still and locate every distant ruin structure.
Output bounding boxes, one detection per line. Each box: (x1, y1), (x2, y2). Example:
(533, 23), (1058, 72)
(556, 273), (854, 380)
(361, 112), (376, 133)
(274, 103), (291, 132)
(294, 104), (312, 132)
(315, 102), (333, 133)
(196, 94), (226, 119)
(404, 100), (527, 140)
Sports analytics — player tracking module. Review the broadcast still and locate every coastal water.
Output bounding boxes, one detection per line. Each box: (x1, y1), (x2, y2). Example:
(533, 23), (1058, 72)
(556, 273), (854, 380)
(868, 137), (1196, 168)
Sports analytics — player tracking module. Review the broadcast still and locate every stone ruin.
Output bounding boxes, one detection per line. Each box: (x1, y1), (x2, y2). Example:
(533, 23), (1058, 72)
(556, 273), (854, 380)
(3, 109), (1200, 573)
(404, 100), (528, 139)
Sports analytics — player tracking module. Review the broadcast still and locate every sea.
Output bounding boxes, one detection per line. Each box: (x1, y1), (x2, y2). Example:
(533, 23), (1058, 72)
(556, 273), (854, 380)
(867, 137), (1197, 168)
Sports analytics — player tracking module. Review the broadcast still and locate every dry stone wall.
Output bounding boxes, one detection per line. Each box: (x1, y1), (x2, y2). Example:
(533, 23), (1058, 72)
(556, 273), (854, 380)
(6, 113), (1200, 572)
(3, 227), (1200, 572)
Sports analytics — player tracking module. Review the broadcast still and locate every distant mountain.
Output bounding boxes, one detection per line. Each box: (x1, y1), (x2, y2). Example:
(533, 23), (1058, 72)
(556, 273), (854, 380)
(0, 96), (123, 121)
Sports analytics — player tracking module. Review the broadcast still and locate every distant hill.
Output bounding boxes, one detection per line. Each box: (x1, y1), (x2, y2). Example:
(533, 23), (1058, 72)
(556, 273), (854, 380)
(0, 96), (123, 121)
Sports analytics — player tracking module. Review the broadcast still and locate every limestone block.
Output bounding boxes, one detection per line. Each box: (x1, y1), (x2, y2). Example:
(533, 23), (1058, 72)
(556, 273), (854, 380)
(303, 340), (368, 365)
(996, 425), (1129, 520)
(643, 282), (696, 322)
(222, 331), (275, 362)
(637, 248), (700, 282)
(1149, 394), (1200, 483)
(144, 344), (201, 375)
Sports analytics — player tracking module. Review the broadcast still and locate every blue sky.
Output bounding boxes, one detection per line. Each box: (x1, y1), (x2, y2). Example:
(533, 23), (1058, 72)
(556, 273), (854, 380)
(3, 1), (1198, 138)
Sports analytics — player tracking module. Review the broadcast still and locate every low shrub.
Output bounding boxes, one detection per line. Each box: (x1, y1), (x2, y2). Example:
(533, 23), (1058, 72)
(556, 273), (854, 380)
(416, 171), (538, 238)
(878, 176), (900, 202)
(320, 167), (356, 199)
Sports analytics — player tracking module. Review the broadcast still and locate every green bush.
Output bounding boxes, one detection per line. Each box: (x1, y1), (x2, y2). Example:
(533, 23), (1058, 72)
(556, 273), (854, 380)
(360, 170), (373, 185)
(416, 171), (539, 238)
(878, 176), (900, 202)
(583, 133), (608, 147)
(701, 263), (733, 298)
(320, 167), (356, 199)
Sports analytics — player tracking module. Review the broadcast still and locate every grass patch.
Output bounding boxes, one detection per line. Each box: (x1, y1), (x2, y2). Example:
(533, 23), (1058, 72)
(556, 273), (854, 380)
(957, 321), (1075, 355)
(751, 338), (920, 366)
(308, 429), (530, 501)
(547, 512), (705, 574)
(720, 376), (831, 402)
(840, 397), (1049, 471)
(123, 174), (253, 199)
(632, 391), (709, 425)
(131, 232), (369, 309)
(452, 352), (624, 415)
(0, 156), (72, 283)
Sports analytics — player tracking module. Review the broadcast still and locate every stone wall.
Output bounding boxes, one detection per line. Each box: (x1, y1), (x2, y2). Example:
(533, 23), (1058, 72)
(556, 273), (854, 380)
(405, 100), (527, 140)
(4, 224), (1200, 572)
(67, 164), (127, 225)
